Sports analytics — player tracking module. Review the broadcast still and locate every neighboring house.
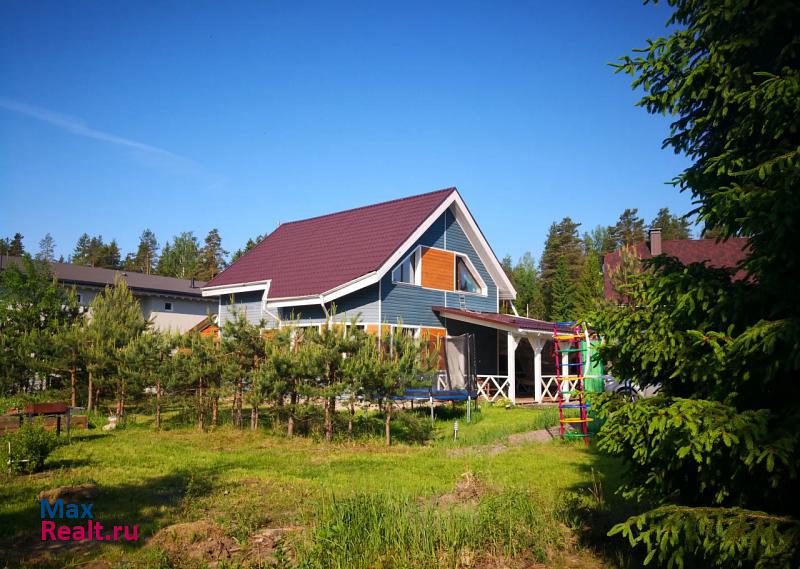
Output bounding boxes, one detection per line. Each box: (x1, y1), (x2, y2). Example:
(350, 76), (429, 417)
(602, 228), (750, 301)
(203, 187), (572, 403)
(0, 256), (217, 333)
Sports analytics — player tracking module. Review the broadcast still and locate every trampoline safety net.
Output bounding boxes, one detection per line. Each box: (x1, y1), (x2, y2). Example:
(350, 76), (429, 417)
(441, 333), (477, 394)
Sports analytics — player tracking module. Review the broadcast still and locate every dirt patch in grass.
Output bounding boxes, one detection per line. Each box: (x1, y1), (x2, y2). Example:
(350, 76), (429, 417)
(448, 427), (556, 458)
(435, 471), (487, 508)
(247, 525), (302, 565)
(38, 483), (100, 504)
(507, 427), (556, 445)
(148, 519), (304, 568)
(148, 520), (239, 567)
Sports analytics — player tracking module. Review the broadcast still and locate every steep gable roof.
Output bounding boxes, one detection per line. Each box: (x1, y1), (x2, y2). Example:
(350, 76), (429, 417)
(206, 188), (458, 298)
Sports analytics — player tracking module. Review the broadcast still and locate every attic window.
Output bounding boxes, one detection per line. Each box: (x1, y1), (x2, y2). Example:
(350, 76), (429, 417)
(392, 248), (421, 285)
(164, 302), (173, 312)
(456, 257), (480, 294)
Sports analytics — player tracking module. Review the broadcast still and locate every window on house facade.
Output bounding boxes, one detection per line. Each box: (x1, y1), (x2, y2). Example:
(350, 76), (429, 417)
(392, 248), (421, 285)
(395, 326), (419, 339)
(164, 302), (173, 312)
(76, 293), (83, 304)
(456, 256), (480, 294)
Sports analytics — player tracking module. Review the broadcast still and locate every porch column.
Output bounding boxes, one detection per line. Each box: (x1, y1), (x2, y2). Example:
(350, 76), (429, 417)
(507, 332), (520, 402)
(561, 350), (570, 377)
(527, 334), (546, 403)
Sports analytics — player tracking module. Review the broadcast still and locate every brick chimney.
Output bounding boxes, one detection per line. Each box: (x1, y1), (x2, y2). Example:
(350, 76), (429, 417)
(648, 228), (662, 255)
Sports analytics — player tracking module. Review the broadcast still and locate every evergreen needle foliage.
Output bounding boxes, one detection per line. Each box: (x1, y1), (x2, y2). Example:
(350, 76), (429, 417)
(595, 0), (800, 566)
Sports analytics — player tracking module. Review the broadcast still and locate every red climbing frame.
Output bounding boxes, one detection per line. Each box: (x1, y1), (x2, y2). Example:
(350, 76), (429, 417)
(553, 322), (591, 445)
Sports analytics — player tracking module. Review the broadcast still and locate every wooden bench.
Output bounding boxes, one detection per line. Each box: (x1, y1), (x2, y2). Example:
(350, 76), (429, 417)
(2, 402), (88, 435)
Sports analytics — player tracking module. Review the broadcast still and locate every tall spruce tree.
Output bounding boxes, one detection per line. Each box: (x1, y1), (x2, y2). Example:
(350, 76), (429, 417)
(539, 218), (583, 318)
(548, 258), (576, 321)
(595, 1), (800, 566)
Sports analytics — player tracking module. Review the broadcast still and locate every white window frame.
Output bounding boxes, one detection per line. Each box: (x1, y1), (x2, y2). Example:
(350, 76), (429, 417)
(453, 254), (488, 296)
(391, 246), (422, 286)
(164, 301), (174, 312)
(390, 324), (421, 339)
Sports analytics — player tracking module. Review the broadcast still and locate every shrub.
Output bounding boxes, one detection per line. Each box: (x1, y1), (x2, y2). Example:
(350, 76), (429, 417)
(4, 422), (61, 473)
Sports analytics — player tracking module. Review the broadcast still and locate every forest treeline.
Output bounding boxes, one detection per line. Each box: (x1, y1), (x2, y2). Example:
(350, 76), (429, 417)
(1, 206), (691, 315)
(501, 206), (691, 321)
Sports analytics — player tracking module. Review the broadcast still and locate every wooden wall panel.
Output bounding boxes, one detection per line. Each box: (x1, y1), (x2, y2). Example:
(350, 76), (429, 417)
(421, 247), (455, 291)
(421, 327), (447, 370)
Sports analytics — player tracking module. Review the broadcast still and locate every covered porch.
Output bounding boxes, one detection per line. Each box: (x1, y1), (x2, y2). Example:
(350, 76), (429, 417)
(433, 306), (573, 404)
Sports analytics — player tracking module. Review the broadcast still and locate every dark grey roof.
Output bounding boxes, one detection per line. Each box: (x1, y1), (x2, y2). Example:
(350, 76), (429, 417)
(0, 256), (208, 299)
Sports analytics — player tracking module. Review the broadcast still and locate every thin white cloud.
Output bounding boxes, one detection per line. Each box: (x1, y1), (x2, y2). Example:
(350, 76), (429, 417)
(0, 97), (180, 158)
(0, 97), (228, 190)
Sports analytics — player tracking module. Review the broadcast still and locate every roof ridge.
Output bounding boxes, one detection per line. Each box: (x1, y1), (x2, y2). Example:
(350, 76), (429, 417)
(278, 187), (456, 227)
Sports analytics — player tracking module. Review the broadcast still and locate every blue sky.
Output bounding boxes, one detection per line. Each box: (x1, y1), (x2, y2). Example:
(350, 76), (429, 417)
(0, 0), (693, 264)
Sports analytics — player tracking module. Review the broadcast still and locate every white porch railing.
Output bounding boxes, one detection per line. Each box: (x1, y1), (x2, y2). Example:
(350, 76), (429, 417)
(477, 374), (510, 401)
(541, 374), (581, 402)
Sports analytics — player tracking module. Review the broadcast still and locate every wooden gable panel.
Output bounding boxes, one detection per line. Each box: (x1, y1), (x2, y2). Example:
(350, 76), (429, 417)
(421, 247), (455, 291)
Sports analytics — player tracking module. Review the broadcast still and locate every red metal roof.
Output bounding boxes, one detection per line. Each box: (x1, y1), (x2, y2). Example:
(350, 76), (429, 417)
(206, 188), (457, 297)
(432, 306), (572, 333)
(603, 238), (750, 300)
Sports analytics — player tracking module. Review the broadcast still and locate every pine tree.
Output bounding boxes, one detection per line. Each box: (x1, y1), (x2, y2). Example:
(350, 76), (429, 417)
(650, 208), (692, 240)
(198, 228), (228, 281)
(84, 278), (147, 416)
(70, 234), (120, 268)
(573, 249), (604, 317)
(501, 254), (513, 279)
(512, 252), (545, 318)
(608, 208), (646, 249)
(231, 234), (266, 263)
(157, 232), (201, 279)
(71, 233), (92, 264)
(9, 233), (24, 256)
(36, 233), (56, 262)
(539, 218), (584, 318)
(124, 229), (159, 274)
(548, 258), (576, 321)
(0, 257), (80, 395)
(121, 331), (174, 430)
(101, 239), (121, 269)
(220, 310), (266, 429)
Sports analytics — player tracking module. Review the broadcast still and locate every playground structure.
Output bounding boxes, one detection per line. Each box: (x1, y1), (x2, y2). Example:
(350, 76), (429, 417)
(553, 322), (604, 443)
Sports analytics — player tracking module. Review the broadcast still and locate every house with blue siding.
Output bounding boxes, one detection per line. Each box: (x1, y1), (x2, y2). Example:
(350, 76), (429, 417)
(203, 188), (563, 403)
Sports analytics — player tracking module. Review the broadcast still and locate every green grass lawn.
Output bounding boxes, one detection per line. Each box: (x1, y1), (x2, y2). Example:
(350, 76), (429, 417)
(0, 404), (624, 568)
